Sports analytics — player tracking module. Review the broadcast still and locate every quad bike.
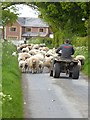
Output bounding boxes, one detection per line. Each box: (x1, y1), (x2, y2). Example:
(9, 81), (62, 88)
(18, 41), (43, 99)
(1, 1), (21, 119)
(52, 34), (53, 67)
(50, 56), (80, 79)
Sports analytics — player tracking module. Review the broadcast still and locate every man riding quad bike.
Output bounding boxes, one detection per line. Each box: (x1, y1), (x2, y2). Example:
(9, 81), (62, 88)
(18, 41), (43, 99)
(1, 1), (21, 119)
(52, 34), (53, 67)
(50, 40), (80, 79)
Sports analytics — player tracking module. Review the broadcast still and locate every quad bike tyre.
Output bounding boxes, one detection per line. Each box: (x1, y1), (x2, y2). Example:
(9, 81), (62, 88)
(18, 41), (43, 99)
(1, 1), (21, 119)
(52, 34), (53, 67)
(53, 62), (60, 78)
(69, 72), (72, 78)
(50, 70), (53, 76)
(72, 65), (80, 79)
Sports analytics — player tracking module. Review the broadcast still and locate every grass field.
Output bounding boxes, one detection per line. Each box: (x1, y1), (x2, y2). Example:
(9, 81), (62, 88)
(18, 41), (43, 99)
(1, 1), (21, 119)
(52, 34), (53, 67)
(2, 41), (23, 118)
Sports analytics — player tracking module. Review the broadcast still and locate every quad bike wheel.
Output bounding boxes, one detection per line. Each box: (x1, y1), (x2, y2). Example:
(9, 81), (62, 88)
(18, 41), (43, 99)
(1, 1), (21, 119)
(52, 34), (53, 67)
(72, 65), (80, 79)
(69, 72), (72, 78)
(53, 62), (60, 78)
(50, 70), (53, 76)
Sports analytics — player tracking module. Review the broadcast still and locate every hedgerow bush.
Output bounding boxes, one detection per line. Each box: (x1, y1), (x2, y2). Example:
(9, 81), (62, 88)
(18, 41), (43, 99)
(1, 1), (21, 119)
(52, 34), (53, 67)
(72, 36), (88, 47)
(2, 41), (23, 118)
(28, 37), (53, 48)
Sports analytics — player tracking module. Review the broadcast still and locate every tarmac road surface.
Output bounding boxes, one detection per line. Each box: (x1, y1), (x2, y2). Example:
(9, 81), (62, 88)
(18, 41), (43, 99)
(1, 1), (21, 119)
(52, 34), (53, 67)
(22, 69), (88, 118)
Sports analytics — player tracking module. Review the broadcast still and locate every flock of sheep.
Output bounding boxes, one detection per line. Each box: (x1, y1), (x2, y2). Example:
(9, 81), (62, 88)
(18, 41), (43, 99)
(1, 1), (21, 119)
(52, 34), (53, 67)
(16, 43), (85, 74)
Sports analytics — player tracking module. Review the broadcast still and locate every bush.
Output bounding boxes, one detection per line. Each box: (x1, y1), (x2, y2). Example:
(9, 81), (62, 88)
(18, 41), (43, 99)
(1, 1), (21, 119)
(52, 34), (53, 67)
(28, 37), (53, 48)
(72, 36), (88, 47)
(2, 41), (23, 118)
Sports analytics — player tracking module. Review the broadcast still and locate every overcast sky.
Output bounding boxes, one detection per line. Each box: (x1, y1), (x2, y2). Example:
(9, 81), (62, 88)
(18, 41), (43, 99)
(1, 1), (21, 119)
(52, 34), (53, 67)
(15, 4), (39, 18)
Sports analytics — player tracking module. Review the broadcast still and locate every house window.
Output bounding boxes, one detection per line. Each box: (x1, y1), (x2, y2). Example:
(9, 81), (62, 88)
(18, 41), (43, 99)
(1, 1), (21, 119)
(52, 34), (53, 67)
(26, 28), (31, 32)
(10, 27), (16, 32)
(39, 28), (43, 32)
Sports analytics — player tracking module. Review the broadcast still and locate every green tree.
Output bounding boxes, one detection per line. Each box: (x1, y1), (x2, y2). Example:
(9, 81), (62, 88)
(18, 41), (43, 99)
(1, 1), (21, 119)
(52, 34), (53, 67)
(1, 3), (18, 39)
(34, 2), (89, 47)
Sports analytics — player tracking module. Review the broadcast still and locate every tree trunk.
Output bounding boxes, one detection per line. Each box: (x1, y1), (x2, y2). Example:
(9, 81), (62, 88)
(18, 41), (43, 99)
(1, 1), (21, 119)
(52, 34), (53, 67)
(2, 26), (4, 40)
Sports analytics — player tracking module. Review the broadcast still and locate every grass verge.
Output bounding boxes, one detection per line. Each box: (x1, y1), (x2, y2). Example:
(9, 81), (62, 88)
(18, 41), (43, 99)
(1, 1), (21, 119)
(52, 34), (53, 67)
(2, 41), (23, 118)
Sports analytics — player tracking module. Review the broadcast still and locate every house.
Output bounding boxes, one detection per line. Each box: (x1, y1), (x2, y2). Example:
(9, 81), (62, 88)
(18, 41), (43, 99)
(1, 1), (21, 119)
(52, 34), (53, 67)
(5, 17), (51, 40)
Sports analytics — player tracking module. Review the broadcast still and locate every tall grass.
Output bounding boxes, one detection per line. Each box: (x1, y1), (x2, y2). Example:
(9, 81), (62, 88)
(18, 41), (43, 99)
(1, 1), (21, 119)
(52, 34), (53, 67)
(2, 41), (23, 118)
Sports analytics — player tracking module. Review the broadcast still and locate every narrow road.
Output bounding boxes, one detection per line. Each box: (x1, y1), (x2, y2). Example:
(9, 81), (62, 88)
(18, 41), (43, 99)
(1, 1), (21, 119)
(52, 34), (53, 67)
(22, 70), (88, 118)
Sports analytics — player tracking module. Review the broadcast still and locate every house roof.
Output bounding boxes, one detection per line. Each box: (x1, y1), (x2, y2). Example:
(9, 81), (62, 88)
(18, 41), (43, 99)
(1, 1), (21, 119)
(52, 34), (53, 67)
(17, 17), (49, 27)
(22, 32), (48, 37)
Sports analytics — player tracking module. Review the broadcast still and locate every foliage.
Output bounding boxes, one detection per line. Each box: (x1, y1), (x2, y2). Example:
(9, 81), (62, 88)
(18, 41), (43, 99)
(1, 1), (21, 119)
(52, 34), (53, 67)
(2, 9), (18, 26)
(1, 3), (18, 26)
(34, 2), (89, 47)
(28, 37), (53, 48)
(2, 41), (23, 118)
(1, 3), (19, 40)
(71, 36), (88, 47)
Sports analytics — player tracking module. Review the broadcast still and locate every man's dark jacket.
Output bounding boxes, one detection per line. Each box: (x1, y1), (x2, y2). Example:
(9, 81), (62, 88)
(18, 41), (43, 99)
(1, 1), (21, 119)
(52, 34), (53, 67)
(56, 43), (75, 59)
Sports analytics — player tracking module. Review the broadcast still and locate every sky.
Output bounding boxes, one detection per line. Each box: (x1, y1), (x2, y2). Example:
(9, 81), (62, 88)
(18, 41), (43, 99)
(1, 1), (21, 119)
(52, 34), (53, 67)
(14, 4), (39, 18)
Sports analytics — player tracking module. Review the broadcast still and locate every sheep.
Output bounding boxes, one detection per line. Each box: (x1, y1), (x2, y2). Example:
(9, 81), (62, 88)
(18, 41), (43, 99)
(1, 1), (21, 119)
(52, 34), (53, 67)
(32, 44), (39, 49)
(27, 56), (40, 74)
(27, 45), (33, 51)
(35, 52), (45, 62)
(43, 56), (53, 72)
(17, 46), (22, 53)
(40, 50), (46, 56)
(22, 47), (29, 53)
(77, 60), (82, 70)
(18, 53), (31, 59)
(75, 55), (85, 65)
(12, 52), (17, 56)
(18, 56), (25, 62)
(42, 46), (49, 52)
(29, 49), (37, 56)
(45, 52), (53, 57)
(18, 53), (31, 62)
(19, 60), (29, 73)
(17, 44), (28, 52)
(38, 60), (44, 73)
(17, 43), (63, 74)
(39, 43), (46, 47)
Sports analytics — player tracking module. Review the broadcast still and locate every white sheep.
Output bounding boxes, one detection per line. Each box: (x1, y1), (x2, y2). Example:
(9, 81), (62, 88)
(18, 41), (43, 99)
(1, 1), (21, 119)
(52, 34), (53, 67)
(17, 44), (28, 52)
(29, 49), (37, 56)
(22, 47), (29, 53)
(12, 52), (17, 56)
(27, 56), (40, 74)
(32, 44), (39, 49)
(19, 60), (28, 73)
(75, 55), (85, 65)
(35, 52), (45, 62)
(77, 60), (82, 70)
(42, 46), (49, 52)
(38, 60), (44, 73)
(18, 56), (25, 62)
(18, 53), (31, 61)
(43, 56), (53, 72)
